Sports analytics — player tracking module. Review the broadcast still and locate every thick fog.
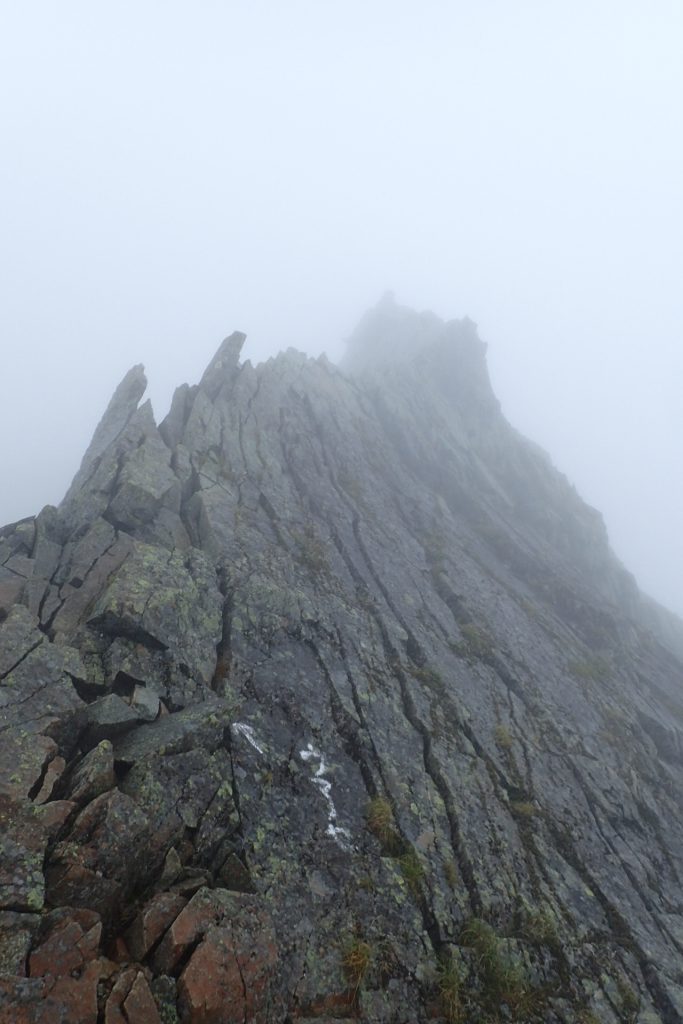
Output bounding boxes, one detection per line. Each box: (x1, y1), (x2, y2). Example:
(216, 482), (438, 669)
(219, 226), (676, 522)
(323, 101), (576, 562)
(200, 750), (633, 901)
(1, 2), (681, 617)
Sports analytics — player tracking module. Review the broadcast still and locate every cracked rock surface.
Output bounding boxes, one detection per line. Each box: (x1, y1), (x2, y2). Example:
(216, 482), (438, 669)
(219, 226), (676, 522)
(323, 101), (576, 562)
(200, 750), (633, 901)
(1, 295), (683, 1022)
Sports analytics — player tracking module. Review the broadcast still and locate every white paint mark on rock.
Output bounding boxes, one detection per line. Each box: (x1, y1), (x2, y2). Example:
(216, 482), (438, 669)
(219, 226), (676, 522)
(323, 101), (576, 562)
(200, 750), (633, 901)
(300, 742), (352, 849)
(233, 722), (265, 755)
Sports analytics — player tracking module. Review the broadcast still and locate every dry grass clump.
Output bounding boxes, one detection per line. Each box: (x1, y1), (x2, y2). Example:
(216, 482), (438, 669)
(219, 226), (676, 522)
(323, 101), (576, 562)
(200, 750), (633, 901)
(437, 953), (464, 1023)
(494, 724), (513, 750)
(341, 937), (373, 993)
(460, 918), (542, 1019)
(510, 800), (536, 820)
(366, 796), (402, 853)
(398, 848), (425, 897)
(459, 623), (494, 660)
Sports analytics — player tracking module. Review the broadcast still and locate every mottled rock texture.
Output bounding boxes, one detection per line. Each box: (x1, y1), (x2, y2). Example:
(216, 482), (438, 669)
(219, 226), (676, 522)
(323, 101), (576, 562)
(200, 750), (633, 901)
(1, 296), (682, 1023)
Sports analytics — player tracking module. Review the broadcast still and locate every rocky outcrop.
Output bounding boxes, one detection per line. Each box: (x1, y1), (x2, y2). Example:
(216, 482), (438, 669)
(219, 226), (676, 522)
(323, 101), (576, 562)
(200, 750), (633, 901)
(1, 296), (682, 1023)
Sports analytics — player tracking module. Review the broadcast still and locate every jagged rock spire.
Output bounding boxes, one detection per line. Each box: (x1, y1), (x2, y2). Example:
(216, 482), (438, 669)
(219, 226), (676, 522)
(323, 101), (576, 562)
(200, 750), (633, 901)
(199, 330), (246, 399)
(61, 364), (147, 506)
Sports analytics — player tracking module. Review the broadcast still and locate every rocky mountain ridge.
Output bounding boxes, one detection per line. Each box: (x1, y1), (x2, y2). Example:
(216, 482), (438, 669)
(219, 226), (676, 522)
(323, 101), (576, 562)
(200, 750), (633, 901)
(1, 297), (682, 1023)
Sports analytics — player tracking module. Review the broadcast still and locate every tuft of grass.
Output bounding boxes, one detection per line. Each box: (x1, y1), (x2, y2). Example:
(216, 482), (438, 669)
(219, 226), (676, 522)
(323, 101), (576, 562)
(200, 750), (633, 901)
(459, 623), (495, 660)
(398, 848), (425, 897)
(366, 796), (401, 853)
(408, 664), (445, 690)
(374, 938), (397, 983)
(494, 724), (513, 750)
(338, 469), (363, 503)
(365, 799), (427, 900)
(617, 978), (640, 1020)
(519, 597), (539, 620)
(510, 800), (536, 820)
(519, 908), (559, 948)
(437, 953), (464, 1023)
(460, 918), (499, 965)
(26, 888), (44, 912)
(568, 655), (611, 682)
(341, 937), (373, 993)
(292, 525), (329, 574)
(444, 859), (459, 889)
(423, 528), (448, 569)
(460, 918), (541, 1018)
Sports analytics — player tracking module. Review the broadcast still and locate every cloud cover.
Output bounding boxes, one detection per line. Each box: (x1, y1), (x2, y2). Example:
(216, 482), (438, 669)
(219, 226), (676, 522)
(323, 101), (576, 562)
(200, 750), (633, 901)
(1, 1), (681, 615)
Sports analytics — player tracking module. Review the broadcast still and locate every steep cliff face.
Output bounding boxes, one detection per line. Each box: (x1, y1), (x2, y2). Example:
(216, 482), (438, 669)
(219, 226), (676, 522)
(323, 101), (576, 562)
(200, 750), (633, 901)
(1, 298), (683, 1023)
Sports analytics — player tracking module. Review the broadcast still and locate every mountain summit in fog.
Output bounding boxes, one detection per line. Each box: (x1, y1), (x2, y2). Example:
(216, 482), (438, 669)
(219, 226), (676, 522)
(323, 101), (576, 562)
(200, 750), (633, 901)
(1, 301), (682, 1022)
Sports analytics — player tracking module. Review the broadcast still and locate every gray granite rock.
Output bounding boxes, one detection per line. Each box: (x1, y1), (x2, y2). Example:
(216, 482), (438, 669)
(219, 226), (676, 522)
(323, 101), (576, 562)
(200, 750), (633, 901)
(67, 740), (116, 805)
(1, 300), (683, 1021)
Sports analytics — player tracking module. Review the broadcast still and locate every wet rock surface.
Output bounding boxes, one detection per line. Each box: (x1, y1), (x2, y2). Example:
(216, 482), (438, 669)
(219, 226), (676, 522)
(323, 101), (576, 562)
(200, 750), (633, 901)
(1, 297), (683, 1021)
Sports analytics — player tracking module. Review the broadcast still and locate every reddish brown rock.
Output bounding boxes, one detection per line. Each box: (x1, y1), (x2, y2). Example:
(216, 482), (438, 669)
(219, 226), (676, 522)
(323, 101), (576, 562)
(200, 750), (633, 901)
(124, 892), (187, 963)
(30, 909), (102, 977)
(123, 971), (161, 1023)
(175, 893), (279, 1024)
(151, 887), (223, 975)
(30, 919), (87, 978)
(45, 790), (151, 925)
(33, 757), (66, 805)
(0, 958), (116, 1024)
(103, 967), (162, 1023)
(34, 763), (63, 808)
(177, 929), (245, 1024)
(104, 968), (136, 1024)
(45, 961), (104, 1024)
(109, 935), (131, 963)
(17, 909), (116, 1023)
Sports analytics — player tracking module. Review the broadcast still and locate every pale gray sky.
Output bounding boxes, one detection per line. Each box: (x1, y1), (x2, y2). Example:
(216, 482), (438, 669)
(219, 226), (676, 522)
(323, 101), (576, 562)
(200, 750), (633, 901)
(1, 2), (681, 616)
